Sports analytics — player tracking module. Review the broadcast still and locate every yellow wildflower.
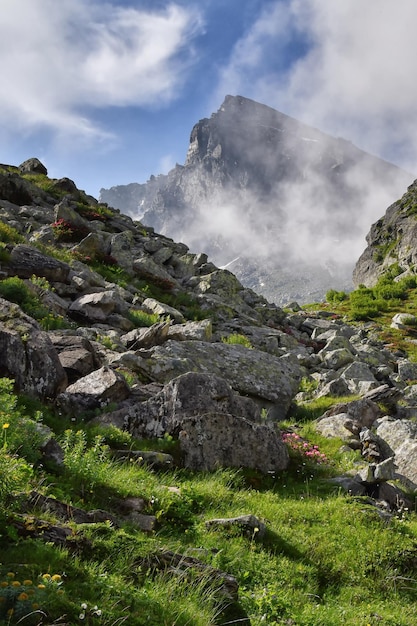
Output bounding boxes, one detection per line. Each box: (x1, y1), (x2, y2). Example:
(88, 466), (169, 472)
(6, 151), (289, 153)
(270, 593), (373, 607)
(42, 573), (51, 580)
(32, 603), (39, 610)
(18, 592), (29, 601)
(23, 579), (33, 586)
(51, 574), (61, 582)
(37, 584), (46, 590)
(2, 423), (9, 429)
(0, 582), (8, 588)
(12, 581), (21, 587)
(6, 572), (15, 578)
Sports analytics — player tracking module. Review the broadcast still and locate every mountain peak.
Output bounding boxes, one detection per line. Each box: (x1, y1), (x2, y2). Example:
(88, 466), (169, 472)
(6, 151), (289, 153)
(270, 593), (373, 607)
(100, 96), (412, 304)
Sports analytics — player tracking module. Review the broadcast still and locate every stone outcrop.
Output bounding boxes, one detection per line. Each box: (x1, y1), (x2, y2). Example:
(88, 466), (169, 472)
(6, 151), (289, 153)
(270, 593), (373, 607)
(353, 180), (417, 287)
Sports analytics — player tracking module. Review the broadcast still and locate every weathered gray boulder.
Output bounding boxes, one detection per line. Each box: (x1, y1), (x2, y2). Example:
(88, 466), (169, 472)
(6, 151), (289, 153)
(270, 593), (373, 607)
(315, 377), (351, 398)
(113, 372), (289, 473)
(121, 321), (171, 350)
(0, 299), (67, 399)
(315, 413), (359, 442)
(315, 397), (381, 442)
(141, 297), (185, 323)
(68, 290), (129, 323)
(109, 231), (134, 271)
(133, 253), (177, 287)
(134, 341), (301, 417)
(54, 199), (90, 231)
(354, 457), (396, 483)
(178, 412), (287, 473)
(374, 417), (417, 489)
(397, 358), (417, 382)
(391, 313), (417, 330)
(167, 319), (212, 342)
(56, 366), (130, 414)
(49, 334), (99, 382)
(8, 244), (71, 282)
(340, 361), (379, 394)
(126, 371), (261, 437)
(320, 348), (355, 370)
(71, 232), (107, 259)
(19, 157), (48, 175)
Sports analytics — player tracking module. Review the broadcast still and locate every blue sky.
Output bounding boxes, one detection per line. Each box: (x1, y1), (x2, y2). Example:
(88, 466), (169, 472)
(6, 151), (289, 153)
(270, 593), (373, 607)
(1, 0), (417, 198)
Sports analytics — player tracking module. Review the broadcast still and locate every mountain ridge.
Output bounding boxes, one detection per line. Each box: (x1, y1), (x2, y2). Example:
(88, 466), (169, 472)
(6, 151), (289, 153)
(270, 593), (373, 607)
(100, 95), (412, 304)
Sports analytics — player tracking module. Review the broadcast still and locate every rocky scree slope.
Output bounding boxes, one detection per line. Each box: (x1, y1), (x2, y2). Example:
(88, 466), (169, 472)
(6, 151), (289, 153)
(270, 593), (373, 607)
(1, 159), (417, 508)
(100, 95), (411, 305)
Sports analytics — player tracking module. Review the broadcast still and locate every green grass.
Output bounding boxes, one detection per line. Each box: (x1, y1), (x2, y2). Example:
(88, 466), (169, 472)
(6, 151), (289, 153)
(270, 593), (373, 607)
(221, 332), (253, 348)
(1, 372), (417, 625)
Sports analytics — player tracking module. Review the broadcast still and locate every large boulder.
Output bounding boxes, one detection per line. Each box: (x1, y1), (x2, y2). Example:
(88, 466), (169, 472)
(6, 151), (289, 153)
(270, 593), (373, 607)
(0, 299), (67, 399)
(134, 341), (301, 418)
(8, 244), (71, 282)
(109, 372), (289, 473)
(56, 366), (130, 414)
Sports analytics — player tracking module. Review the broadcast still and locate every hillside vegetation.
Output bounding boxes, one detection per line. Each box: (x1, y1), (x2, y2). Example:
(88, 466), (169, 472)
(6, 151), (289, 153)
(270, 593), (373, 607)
(1, 160), (417, 625)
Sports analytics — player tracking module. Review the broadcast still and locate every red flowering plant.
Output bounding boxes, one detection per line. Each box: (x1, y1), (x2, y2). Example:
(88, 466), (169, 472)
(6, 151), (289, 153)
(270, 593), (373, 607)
(282, 432), (329, 466)
(51, 219), (89, 243)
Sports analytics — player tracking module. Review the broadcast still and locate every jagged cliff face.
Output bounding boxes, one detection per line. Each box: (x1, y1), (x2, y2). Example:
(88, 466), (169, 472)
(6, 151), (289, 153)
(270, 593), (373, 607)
(353, 180), (417, 287)
(100, 95), (411, 304)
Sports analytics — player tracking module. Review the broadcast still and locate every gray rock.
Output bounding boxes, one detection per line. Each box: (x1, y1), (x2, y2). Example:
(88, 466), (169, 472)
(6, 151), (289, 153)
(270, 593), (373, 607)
(320, 348), (355, 370)
(375, 417), (417, 489)
(206, 515), (266, 540)
(178, 412), (288, 473)
(135, 340), (301, 415)
(397, 359), (417, 382)
(9, 244), (71, 282)
(113, 372), (289, 473)
(49, 334), (99, 381)
(142, 298), (185, 323)
(57, 366), (130, 414)
(315, 377), (351, 398)
(315, 413), (360, 441)
(340, 361), (379, 394)
(391, 313), (417, 330)
(167, 319), (212, 342)
(0, 298), (67, 399)
(109, 231), (134, 271)
(69, 290), (129, 323)
(19, 158), (48, 175)
(121, 321), (171, 350)
(133, 254), (177, 288)
(327, 476), (366, 496)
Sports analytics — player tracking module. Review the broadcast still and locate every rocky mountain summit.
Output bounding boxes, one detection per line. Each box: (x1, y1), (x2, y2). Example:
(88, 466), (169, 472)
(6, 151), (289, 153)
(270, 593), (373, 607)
(100, 95), (411, 304)
(1, 157), (417, 494)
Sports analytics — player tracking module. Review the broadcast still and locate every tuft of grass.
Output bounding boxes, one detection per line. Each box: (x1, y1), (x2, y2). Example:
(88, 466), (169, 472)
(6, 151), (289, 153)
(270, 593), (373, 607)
(221, 332), (253, 349)
(0, 221), (24, 244)
(128, 308), (160, 328)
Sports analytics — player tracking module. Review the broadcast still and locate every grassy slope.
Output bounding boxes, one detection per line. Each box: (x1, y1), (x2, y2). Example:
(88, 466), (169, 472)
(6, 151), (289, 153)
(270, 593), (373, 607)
(2, 381), (417, 626)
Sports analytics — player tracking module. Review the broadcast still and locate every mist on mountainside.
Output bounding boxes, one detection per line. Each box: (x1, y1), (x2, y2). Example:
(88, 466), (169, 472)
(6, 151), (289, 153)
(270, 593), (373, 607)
(101, 96), (412, 304)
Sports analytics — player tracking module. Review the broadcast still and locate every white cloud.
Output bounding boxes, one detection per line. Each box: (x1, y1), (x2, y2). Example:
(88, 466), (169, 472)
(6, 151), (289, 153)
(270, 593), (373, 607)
(0, 1), (202, 140)
(216, 0), (417, 173)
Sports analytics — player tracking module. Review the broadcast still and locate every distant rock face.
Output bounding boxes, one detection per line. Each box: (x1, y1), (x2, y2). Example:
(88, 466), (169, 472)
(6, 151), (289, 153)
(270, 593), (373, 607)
(100, 95), (411, 304)
(353, 180), (417, 287)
